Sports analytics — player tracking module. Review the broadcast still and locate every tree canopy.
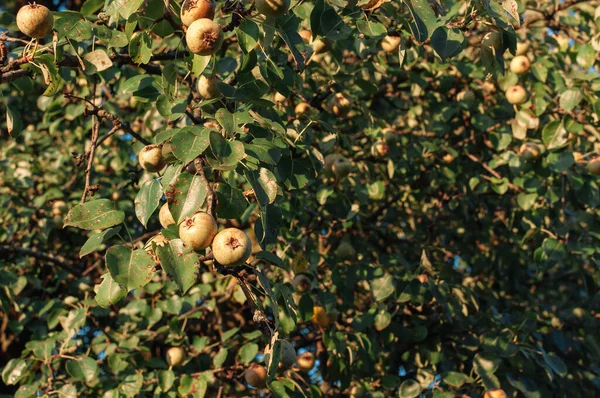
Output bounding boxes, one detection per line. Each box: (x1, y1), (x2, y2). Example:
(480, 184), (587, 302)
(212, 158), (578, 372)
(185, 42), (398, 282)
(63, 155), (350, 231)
(1, 0), (600, 397)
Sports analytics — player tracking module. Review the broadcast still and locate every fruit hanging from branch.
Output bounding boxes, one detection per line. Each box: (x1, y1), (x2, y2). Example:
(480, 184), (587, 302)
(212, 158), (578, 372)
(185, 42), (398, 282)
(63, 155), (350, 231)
(179, 212), (218, 251)
(159, 203), (175, 228)
(180, 0), (216, 27)
(165, 347), (186, 367)
(212, 228), (252, 266)
(138, 145), (166, 173)
(197, 75), (222, 99)
(16, 4), (54, 39)
(185, 18), (224, 55)
(505, 85), (527, 105)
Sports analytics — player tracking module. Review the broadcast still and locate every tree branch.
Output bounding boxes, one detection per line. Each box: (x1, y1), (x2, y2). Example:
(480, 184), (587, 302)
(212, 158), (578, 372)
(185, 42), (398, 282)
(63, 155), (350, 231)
(195, 157), (216, 218)
(0, 245), (80, 275)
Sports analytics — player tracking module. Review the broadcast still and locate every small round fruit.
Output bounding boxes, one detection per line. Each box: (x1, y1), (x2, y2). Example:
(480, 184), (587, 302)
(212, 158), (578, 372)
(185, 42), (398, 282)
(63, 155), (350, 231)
(515, 41), (529, 56)
(457, 89), (475, 102)
(505, 85), (527, 105)
(138, 145), (166, 173)
(510, 55), (531, 75)
(484, 389), (507, 398)
(279, 340), (296, 369)
(417, 274), (429, 284)
(255, 0), (290, 17)
(244, 364), (267, 388)
(292, 274), (311, 293)
(586, 157), (600, 176)
(328, 93), (351, 117)
(442, 153), (455, 163)
(296, 352), (315, 371)
(331, 156), (352, 179)
(52, 200), (67, 216)
(159, 203), (176, 228)
(312, 306), (330, 327)
(16, 4), (54, 39)
(212, 228), (252, 266)
(197, 75), (221, 99)
(180, 0), (215, 27)
(179, 212), (218, 251)
(166, 347), (185, 367)
(112, 191), (120, 201)
(294, 102), (311, 117)
(381, 35), (401, 53)
(370, 141), (389, 158)
(349, 385), (367, 398)
(312, 38), (332, 54)
(335, 240), (356, 261)
(519, 143), (541, 161)
(382, 128), (398, 145)
(185, 18), (224, 55)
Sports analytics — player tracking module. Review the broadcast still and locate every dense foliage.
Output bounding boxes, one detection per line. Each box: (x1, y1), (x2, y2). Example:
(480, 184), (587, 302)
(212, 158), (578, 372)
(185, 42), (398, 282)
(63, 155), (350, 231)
(1, 0), (600, 397)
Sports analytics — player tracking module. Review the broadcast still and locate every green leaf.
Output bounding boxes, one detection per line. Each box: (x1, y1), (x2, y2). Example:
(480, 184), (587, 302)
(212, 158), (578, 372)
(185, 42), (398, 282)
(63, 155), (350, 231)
(6, 105), (22, 136)
(54, 12), (93, 40)
(238, 343), (259, 364)
(171, 126), (211, 164)
(207, 131), (246, 171)
(216, 183), (248, 219)
(192, 55), (212, 76)
(374, 310), (391, 331)
(94, 272), (127, 308)
(115, 0), (145, 19)
(399, 379), (422, 398)
(559, 89), (583, 111)
(237, 19), (260, 53)
(544, 352), (567, 377)
(356, 20), (387, 38)
(255, 251), (285, 269)
(164, 173), (208, 224)
(81, 0), (105, 16)
(542, 120), (567, 150)
(129, 31), (153, 64)
(215, 109), (252, 136)
(276, 17), (306, 69)
(83, 49), (113, 74)
(134, 179), (163, 228)
(576, 44), (595, 69)
(405, 0), (439, 42)
(120, 373), (143, 396)
(64, 199), (125, 230)
(158, 370), (175, 393)
(105, 245), (156, 291)
(2, 359), (27, 385)
(517, 192), (538, 211)
(442, 371), (473, 388)
(245, 168), (278, 207)
(370, 274), (395, 302)
(66, 357), (99, 384)
(156, 239), (201, 294)
(431, 27), (464, 59)
(213, 347), (228, 368)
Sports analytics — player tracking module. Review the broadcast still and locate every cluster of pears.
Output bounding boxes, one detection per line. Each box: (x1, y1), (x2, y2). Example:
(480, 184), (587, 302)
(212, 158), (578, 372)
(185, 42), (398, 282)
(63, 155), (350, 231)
(505, 45), (531, 105)
(158, 202), (252, 267)
(181, 0), (223, 55)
